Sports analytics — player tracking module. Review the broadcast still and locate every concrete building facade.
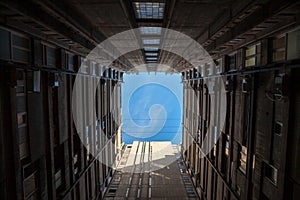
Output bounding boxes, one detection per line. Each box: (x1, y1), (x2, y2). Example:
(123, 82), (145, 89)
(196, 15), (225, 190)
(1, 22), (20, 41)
(0, 0), (300, 200)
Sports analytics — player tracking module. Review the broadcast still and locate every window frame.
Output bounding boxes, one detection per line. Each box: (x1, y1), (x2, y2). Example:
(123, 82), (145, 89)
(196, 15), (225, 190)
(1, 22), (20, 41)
(238, 144), (247, 174)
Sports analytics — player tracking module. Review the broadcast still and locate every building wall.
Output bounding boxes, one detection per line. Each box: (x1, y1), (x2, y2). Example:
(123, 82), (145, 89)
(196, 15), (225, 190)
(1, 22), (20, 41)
(0, 26), (123, 200)
(182, 26), (300, 200)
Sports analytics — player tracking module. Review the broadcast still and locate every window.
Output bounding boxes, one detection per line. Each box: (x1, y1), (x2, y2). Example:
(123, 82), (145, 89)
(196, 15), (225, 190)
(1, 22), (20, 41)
(33, 71), (41, 92)
(143, 39), (160, 45)
(17, 112), (27, 128)
(140, 26), (162, 35)
(133, 2), (165, 19)
(182, 176), (191, 183)
(146, 57), (158, 61)
(225, 135), (229, 157)
(144, 47), (159, 51)
(245, 43), (261, 67)
(73, 154), (78, 165)
(12, 33), (30, 63)
(274, 121), (283, 136)
(55, 169), (62, 190)
(26, 71), (41, 93)
(45, 45), (56, 67)
(186, 187), (196, 197)
(90, 62), (97, 75)
(236, 185), (241, 196)
(23, 172), (38, 199)
(222, 134), (230, 175)
(287, 28), (300, 60)
(272, 35), (286, 62)
(16, 70), (25, 94)
(0, 28), (10, 60)
(205, 63), (212, 76)
(265, 164), (278, 185)
(245, 45), (256, 67)
(228, 54), (236, 70)
(197, 129), (201, 144)
(86, 126), (90, 157)
(95, 120), (100, 151)
(66, 53), (74, 71)
(54, 145), (65, 192)
(239, 145), (247, 174)
(120, 72), (124, 81)
(216, 58), (222, 74)
(213, 126), (218, 158)
(19, 127), (29, 159)
(73, 135), (81, 175)
(145, 52), (158, 56)
(16, 69), (29, 160)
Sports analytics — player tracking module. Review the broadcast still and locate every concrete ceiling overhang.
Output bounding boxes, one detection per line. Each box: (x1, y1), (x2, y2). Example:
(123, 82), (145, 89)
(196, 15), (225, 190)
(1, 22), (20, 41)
(1, 0), (299, 73)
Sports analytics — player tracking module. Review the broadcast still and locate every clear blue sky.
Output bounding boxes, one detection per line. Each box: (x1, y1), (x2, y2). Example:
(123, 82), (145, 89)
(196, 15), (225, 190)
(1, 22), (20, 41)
(122, 72), (183, 144)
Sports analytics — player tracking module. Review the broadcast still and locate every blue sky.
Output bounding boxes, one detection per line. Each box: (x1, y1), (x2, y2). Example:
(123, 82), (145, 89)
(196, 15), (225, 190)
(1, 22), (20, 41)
(122, 73), (183, 144)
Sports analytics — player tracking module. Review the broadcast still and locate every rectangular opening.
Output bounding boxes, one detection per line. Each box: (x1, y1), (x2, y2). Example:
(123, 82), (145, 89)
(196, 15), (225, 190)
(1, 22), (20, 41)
(228, 54), (236, 71)
(146, 57), (158, 61)
(144, 47), (159, 51)
(272, 35), (286, 62)
(239, 145), (247, 174)
(287, 28), (300, 60)
(23, 172), (38, 199)
(17, 70), (26, 94)
(55, 169), (62, 190)
(121, 73), (182, 145)
(140, 26), (162, 35)
(19, 128), (29, 159)
(143, 39), (160, 45)
(265, 164), (278, 185)
(12, 33), (30, 63)
(12, 34), (30, 49)
(216, 58), (222, 74)
(225, 135), (229, 157)
(133, 2), (165, 19)
(245, 44), (261, 67)
(183, 176), (191, 183)
(145, 52), (158, 56)
(67, 53), (74, 71)
(0, 28), (11, 60)
(245, 57), (256, 67)
(246, 45), (256, 57)
(45, 46), (56, 67)
(274, 121), (283, 136)
(186, 187), (196, 197)
(17, 112), (27, 128)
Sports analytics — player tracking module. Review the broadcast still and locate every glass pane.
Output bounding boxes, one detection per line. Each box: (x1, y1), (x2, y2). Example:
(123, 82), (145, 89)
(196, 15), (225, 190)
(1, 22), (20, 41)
(144, 47), (159, 51)
(146, 57), (158, 61)
(17, 112), (27, 127)
(143, 39), (160, 45)
(246, 45), (256, 57)
(23, 173), (37, 197)
(12, 47), (30, 63)
(46, 46), (56, 67)
(12, 34), (30, 49)
(265, 164), (278, 185)
(245, 57), (256, 67)
(229, 54), (236, 70)
(133, 2), (165, 19)
(273, 36), (286, 49)
(145, 52), (158, 56)
(272, 49), (285, 62)
(0, 28), (11, 60)
(140, 27), (162, 35)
